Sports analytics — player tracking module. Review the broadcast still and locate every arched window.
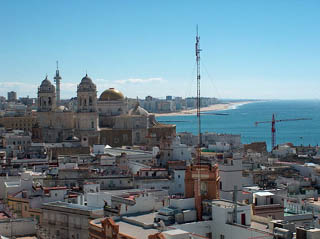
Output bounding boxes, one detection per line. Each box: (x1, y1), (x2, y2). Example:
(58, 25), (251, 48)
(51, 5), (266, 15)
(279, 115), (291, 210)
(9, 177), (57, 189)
(48, 97), (52, 105)
(84, 98), (87, 106)
(89, 96), (93, 106)
(79, 97), (82, 106)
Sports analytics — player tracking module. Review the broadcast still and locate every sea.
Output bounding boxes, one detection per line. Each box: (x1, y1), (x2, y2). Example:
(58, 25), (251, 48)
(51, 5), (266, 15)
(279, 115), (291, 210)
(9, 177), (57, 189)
(156, 100), (320, 151)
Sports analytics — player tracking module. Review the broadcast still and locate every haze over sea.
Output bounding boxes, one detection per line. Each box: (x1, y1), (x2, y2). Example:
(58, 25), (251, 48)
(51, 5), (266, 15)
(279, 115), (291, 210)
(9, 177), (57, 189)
(156, 100), (320, 151)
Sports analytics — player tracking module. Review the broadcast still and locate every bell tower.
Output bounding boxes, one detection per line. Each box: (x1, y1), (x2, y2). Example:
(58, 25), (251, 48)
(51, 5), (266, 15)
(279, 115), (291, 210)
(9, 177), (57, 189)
(77, 74), (97, 113)
(37, 75), (56, 112)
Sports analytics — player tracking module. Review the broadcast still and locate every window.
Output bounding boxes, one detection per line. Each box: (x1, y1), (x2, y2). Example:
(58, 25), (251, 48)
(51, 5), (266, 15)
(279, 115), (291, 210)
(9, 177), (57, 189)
(123, 134), (128, 142)
(220, 235), (225, 239)
(91, 121), (94, 129)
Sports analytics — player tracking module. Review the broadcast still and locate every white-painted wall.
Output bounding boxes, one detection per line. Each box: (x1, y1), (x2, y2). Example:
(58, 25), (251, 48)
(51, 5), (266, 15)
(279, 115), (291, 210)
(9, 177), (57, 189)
(172, 137), (192, 162)
(119, 193), (165, 215)
(128, 161), (150, 174)
(87, 192), (112, 208)
(211, 201), (273, 239)
(170, 198), (195, 210)
(219, 158), (243, 201)
(169, 170), (185, 196)
(208, 142), (231, 152)
(170, 221), (212, 238)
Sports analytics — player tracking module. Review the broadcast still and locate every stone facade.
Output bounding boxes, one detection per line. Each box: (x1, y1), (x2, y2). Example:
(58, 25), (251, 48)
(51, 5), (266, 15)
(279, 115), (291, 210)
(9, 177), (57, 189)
(35, 73), (175, 147)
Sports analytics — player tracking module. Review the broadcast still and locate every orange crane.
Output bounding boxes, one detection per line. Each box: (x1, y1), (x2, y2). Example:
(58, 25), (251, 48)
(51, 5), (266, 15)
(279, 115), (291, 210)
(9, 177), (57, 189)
(255, 113), (312, 150)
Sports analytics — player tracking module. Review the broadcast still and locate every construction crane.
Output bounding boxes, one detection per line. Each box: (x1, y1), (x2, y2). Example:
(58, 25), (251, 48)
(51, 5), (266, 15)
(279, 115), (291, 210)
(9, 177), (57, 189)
(255, 113), (312, 150)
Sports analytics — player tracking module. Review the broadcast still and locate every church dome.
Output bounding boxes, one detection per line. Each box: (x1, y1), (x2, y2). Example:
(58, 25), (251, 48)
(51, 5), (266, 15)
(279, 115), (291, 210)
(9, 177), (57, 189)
(55, 105), (69, 112)
(99, 88), (124, 101)
(78, 74), (96, 92)
(40, 76), (53, 87)
(128, 104), (149, 116)
(80, 74), (93, 85)
(39, 75), (55, 93)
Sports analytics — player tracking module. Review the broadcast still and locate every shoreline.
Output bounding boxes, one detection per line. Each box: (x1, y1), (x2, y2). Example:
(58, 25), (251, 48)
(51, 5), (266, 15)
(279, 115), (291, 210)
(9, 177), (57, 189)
(154, 101), (256, 117)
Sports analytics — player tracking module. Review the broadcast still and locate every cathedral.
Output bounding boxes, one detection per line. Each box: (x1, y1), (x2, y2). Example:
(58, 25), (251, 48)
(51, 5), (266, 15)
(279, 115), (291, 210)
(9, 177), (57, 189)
(33, 70), (176, 148)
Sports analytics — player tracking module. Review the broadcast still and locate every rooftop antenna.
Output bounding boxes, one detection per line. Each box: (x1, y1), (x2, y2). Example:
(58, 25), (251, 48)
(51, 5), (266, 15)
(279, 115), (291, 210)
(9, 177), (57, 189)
(54, 60), (62, 104)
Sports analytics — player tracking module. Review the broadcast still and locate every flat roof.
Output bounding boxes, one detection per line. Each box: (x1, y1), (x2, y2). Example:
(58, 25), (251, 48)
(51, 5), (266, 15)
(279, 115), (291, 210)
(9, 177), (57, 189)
(254, 192), (274, 197)
(42, 201), (101, 211)
(163, 229), (189, 236)
(122, 212), (157, 225)
(104, 148), (152, 156)
(251, 221), (272, 233)
(117, 221), (158, 239)
(212, 199), (246, 208)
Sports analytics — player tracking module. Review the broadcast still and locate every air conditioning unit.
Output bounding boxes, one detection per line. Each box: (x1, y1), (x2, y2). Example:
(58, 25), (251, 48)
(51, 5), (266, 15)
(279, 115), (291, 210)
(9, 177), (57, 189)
(274, 227), (293, 239)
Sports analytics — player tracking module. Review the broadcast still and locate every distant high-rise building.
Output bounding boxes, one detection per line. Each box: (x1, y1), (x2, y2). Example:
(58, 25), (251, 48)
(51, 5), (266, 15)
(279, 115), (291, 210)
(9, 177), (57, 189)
(145, 96), (153, 101)
(7, 91), (17, 102)
(166, 95), (173, 101)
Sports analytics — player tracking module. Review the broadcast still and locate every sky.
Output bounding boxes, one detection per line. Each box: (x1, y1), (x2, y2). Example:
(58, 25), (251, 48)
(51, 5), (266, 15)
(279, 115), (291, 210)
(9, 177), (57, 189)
(0, 0), (320, 100)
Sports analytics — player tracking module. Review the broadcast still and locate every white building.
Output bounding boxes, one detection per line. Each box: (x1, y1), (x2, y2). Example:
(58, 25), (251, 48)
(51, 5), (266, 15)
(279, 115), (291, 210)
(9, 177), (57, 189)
(211, 199), (273, 239)
(172, 137), (192, 162)
(272, 143), (296, 158)
(208, 142), (231, 152)
(169, 169), (186, 196)
(86, 189), (169, 217)
(219, 156), (243, 201)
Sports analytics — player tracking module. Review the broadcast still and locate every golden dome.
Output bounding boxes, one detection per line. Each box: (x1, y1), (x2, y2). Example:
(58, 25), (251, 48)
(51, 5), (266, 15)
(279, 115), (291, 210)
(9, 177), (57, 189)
(99, 88), (124, 101)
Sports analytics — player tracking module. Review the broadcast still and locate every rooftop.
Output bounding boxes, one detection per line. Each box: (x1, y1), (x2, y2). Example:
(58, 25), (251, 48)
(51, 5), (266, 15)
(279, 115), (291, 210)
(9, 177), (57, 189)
(212, 199), (247, 208)
(42, 201), (101, 211)
(90, 216), (158, 239)
(117, 221), (158, 239)
(254, 192), (275, 197)
(104, 147), (152, 156)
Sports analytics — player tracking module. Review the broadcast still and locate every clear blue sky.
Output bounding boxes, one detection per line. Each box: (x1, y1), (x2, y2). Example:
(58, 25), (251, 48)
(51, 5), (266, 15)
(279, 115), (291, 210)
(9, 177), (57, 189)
(1, 0), (320, 99)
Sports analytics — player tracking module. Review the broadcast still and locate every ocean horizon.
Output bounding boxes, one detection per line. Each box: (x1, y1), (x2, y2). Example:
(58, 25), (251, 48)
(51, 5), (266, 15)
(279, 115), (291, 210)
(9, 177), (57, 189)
(156, 100), (320, 151)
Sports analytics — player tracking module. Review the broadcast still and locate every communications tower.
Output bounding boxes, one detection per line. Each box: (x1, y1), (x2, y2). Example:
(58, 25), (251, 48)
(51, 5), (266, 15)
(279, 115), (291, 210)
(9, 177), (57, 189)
(54, 61), (62, 105)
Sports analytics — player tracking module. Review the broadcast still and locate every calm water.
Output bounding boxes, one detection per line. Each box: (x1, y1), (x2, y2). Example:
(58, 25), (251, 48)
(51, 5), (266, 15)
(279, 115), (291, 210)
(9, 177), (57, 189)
(156, 100), (320, 151)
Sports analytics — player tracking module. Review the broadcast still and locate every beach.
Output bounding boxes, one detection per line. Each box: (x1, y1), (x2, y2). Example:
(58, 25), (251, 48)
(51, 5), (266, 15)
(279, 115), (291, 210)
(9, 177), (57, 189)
(154, 101), (254, 117)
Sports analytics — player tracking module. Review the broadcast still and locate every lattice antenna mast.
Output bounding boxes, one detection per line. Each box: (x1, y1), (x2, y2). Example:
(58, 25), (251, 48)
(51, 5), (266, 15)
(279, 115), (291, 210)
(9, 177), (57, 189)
(196, 25), (202, 165)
